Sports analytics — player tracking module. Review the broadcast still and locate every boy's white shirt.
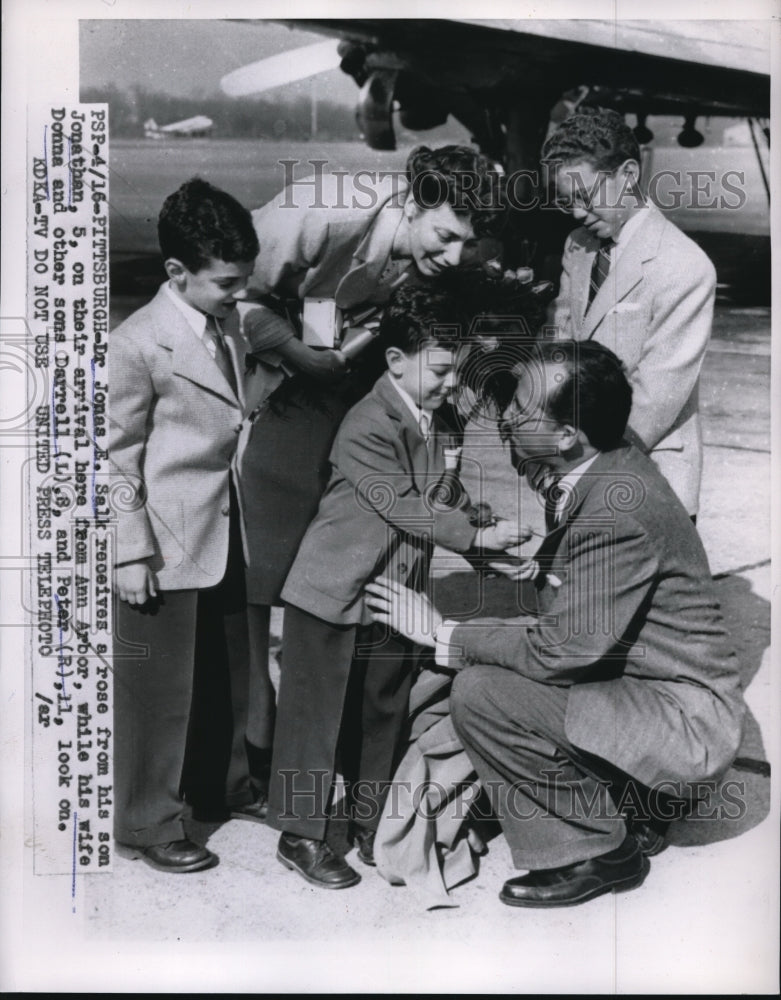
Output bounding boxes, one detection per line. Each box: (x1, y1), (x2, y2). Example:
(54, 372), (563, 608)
(387, 373), (431, 440)
(164, 281), (293, 421)
(164, 280), (216, 352)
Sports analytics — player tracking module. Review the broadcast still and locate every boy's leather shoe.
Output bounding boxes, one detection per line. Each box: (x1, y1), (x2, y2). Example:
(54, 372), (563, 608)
(277, 833), (361, 889)
(230, 793), (268, 824)
(352, 826), (376, 867)
(115, 838), (218, 873)
(500, 834), (649, 908)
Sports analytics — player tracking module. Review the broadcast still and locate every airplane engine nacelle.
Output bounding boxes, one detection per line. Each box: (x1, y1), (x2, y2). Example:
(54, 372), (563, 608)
(677, 115), (704, 148)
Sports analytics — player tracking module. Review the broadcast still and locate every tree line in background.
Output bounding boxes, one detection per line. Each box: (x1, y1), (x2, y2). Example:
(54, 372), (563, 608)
(80, 85), (361, 140)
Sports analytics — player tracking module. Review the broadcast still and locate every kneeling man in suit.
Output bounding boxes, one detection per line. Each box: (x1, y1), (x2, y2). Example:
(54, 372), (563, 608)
(366, 339), (745, 908)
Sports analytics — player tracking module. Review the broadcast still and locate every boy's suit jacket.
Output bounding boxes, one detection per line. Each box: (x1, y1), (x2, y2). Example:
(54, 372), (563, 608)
(281, 373), (478, 626)
(249, 171), (411, 311)
(448, 443), (745, 787)
(109, 285), (258, 590)
(552, 203), (717, 514)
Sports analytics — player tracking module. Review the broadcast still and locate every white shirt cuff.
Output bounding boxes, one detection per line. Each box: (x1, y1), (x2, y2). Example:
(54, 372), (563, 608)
(435, 619), (460, 668)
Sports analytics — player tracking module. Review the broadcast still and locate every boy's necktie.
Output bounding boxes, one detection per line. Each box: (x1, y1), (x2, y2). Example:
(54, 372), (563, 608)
(206, 315), (238, 398)
(587, 238), (614, 309)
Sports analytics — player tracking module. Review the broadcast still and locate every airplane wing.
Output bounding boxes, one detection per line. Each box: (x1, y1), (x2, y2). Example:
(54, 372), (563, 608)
(222, 18), (769, 161)
(463, 19), (769, 77)
(277, 18), (770, 120)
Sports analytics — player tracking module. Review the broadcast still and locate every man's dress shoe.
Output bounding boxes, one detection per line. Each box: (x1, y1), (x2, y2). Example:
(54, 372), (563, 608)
(352, 826), (376, 867)
(630, 818), (669, 856)
(277, 833), (361, 889)
(500, 834), (649, 908)
(115, 838), (218, 873)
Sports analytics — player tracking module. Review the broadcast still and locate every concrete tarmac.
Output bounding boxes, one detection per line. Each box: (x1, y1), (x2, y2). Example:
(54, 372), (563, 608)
(73, 304), (777, 993)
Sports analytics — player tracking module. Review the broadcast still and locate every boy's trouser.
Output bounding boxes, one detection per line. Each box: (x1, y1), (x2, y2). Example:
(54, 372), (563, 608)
(267, 605), (419, 840)
(113, 497), (253, 848)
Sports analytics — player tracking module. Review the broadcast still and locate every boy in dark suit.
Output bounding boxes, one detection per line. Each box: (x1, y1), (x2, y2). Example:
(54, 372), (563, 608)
(269, 284), (531, 889)
(109, 179), (267, 873)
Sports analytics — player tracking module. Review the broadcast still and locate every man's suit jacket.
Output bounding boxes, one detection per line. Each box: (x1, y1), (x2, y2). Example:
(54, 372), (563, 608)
(552, 203), (717, 514)
(249, 171), (411, 310)
(448, 443), (745, 787)
(281, 373), (478, 625)
(109, 285), (258, 590)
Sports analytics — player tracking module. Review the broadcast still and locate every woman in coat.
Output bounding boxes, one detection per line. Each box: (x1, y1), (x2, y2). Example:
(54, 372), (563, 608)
(240, 145), (510, 796)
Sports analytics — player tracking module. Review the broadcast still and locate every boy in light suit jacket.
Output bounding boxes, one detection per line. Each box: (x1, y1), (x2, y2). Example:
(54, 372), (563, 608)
(269, 284), (530, 890)
(543, 108), (717, 517)
(109, 179), (267, 873)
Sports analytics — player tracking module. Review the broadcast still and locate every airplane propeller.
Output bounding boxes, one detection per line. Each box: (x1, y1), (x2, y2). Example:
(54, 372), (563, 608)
(220, 39), (342, 96)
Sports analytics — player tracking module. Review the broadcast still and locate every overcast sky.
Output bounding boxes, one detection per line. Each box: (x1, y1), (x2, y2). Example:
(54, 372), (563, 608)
(79, 19), (359, 104)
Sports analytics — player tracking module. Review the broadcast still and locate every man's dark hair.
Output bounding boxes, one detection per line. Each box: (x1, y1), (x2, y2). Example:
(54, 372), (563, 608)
(157, 177), (259, 272)
(379, 283), (466, 355)
(536, 339), (632, 450)
(541, 108), (641, 175)
(405, 145), (506, 238)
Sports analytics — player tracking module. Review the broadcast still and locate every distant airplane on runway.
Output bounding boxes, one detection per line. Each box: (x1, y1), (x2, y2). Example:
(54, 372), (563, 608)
(144, 115), (214, 139)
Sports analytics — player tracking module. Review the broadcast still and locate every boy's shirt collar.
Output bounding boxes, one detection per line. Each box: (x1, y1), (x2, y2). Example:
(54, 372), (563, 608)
(386, 373), (431, 440)
(164, 281), (211, 342)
